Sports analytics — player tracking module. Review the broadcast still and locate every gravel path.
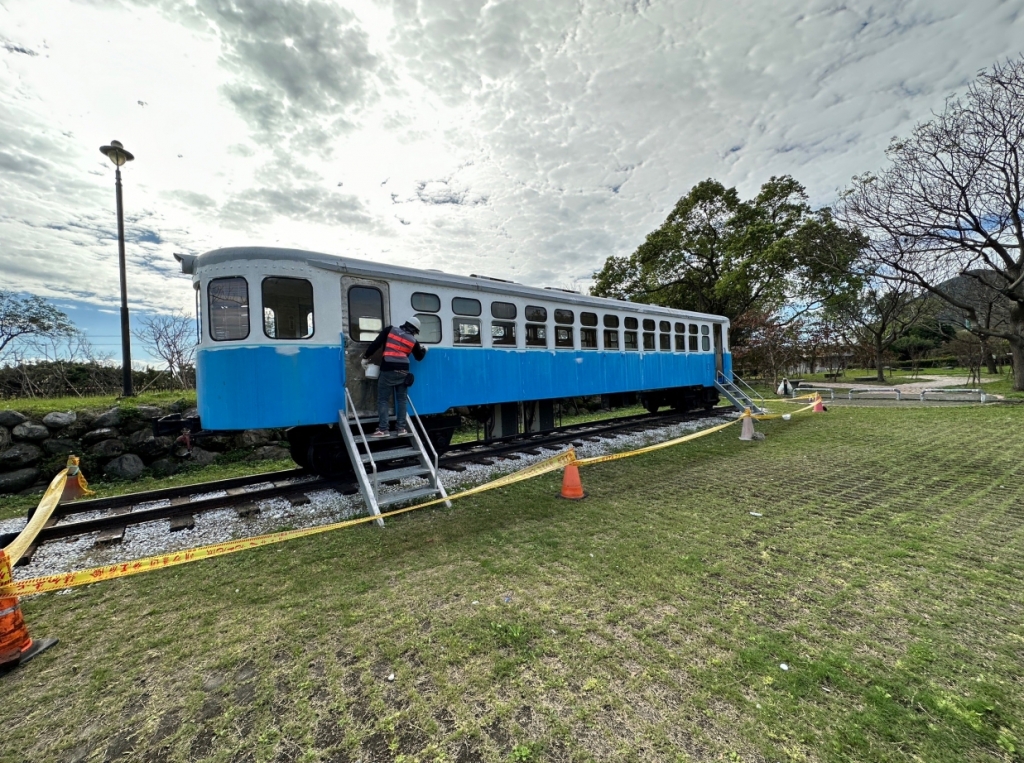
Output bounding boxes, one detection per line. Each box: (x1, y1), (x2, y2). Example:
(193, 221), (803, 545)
(2, 414), (734, 584)
(798, 374), (998, 394)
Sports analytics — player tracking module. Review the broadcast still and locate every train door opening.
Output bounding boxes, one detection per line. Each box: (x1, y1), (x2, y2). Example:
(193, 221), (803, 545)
(713, 324), (724, 377)
(341, 277), (391, 417)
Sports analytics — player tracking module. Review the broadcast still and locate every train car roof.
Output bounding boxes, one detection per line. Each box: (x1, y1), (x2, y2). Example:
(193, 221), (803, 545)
(177, 246), (729, 324)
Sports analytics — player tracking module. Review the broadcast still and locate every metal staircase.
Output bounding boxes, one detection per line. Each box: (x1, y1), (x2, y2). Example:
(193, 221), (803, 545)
(340, 389), (451, 527)
(715, 372), (766, 414)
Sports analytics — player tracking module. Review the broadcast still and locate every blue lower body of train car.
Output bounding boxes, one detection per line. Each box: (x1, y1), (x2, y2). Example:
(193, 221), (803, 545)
(196, 342), (732, 432)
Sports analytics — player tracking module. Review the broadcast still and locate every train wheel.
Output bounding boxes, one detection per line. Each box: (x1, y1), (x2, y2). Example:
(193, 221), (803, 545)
(307, 428), (355, 478)
(286, 428), (312, 469)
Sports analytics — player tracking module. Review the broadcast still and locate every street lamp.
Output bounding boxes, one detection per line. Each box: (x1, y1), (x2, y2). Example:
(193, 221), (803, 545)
(100, 139), (135, 397)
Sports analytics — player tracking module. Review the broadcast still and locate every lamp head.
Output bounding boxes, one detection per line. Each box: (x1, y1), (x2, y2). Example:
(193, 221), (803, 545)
(100, 140), (134, 167)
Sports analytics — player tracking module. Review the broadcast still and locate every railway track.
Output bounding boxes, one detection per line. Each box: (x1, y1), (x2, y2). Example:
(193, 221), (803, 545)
(15, 406), (733, 564)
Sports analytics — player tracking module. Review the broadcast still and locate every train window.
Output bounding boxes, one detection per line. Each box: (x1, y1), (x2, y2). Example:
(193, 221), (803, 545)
(491, 301), (517, 319)
(525, 324), (547, 347)
(453, 297), (481, 316)
(208, 277), (249, 341)
(554, 309), (574, 325)
(701, 325), (710, 335)
(555, 326), (573, 348)
(412, 292), (440, 312)
(643, 333), (656, 350)
(604, 314), (619, 328)
(581, 328), (598, 349)
(624, 331), (638, 350)
(659, 320), (671, 333)
(453, 318), (481, 345)
(263, 277), (314, 339)
(689, 334), (699, 352)
(348, 286), (383, 341)
(689, 323), (698, 334)
(580, 312), (598, 327)
(491, 321), (517, 346)
(675, 334), (686, 351)
(525, 305), (547, 322)
(415, 314), (442, 344)
(624, 316), (638, 330)
(660, 333), (671, 351)
(675, 322), (685, 333)
(642, 318), (655, 331)
(603, 329), (619, 349)
(702, 335), (712, 351)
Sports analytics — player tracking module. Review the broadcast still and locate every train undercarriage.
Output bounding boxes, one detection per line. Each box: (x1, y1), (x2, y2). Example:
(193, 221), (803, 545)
(287, 384), (719, 478)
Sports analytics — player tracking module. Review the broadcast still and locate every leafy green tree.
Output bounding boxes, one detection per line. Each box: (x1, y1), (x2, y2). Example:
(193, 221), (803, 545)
(593, 177), (863, 343)
(0, 291), (75, 363)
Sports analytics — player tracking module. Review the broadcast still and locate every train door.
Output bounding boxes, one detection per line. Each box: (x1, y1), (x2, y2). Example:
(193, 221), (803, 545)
(713, 323), (724, 378)
(341, 276), (391, 416)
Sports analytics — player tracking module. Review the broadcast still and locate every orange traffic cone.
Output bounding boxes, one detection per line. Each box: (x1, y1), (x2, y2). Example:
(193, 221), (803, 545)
(739, 409), (755, 441)
(559, 463), (586, 500)
(0, 551), (58, 671)
(60, 455), (95, 503)
(812, 394), (825, 413)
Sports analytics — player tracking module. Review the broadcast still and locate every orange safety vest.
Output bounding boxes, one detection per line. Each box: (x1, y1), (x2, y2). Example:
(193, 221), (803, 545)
(382, 326), (416, 367)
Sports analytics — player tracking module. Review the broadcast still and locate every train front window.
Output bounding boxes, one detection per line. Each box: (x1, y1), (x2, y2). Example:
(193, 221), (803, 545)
(555, 327), (573, 348)
(624, 331), (638, 350)
(581, 328), (598, 349)
(349, 286), (383, 341)
(603, 329), (619, 349)
(525, 324), (547, 347)
(453, 297), (482, 316)
(492, 321), (517, 346)
(415, 314), (442, 344)
(208, 277), (249, 341)
(412, 292), (440, 312)
(263, 277), (314, 339)
(453, 318), (481, 345)
(643, 333), (656, 350)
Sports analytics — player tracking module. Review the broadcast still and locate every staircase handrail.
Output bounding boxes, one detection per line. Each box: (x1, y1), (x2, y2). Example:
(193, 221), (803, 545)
(406, 396), (438, 472)
(718, 371), (765, 411)
(345, 387), (378, 494)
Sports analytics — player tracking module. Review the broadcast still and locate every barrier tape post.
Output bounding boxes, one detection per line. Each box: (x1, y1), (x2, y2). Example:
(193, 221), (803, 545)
(0, 551), (58, 671)
(738, 408), (755, 441)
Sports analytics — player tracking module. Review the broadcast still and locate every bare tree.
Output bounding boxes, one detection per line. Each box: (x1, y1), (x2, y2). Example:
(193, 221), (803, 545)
(133, 311), (197, 389)
(836, 56), (1024, 390)
(0, 291), (75, 365)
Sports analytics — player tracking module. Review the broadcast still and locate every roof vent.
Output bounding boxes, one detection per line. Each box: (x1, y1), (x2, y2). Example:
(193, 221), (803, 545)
(470, 273), (514, 283)
(543, 286), (580, 294)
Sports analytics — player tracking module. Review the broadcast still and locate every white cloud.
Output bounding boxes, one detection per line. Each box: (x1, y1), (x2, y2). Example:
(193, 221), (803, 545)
(0, 0), (1022, 318)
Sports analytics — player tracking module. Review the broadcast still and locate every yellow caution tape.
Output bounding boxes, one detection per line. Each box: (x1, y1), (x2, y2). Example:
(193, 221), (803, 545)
(2, 469), (67, 566)
(1, 450), (577, 597)
(1, 404), (820, 598)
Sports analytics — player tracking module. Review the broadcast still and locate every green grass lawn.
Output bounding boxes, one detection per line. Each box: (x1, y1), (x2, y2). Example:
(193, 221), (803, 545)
(4, 406), (1023, 762)
(0, 390), (197, 418)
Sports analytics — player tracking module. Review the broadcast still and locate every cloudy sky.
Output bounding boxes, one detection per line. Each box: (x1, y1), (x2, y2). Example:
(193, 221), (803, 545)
(2, 0), (1023, 358)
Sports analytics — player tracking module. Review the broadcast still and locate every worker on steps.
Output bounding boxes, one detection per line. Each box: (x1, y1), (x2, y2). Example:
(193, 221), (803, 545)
(362, 317), (428, 437)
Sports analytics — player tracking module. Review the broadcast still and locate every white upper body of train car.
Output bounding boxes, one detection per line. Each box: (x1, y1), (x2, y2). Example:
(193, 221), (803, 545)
(176, 247), (732, 431)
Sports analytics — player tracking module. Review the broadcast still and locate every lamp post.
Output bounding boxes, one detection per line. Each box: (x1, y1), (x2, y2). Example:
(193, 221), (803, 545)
(99, 140), (135, 397)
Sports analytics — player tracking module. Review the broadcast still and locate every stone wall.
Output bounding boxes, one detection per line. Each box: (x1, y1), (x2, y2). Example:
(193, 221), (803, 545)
(0, 404), (292, 495)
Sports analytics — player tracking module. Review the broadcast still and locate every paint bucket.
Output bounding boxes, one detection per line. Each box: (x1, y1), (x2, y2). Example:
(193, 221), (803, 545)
(364, 363), (380, 380)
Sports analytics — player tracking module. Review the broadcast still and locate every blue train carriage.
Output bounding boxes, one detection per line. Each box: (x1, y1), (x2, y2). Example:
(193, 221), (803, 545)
(175, 247), (733, 475)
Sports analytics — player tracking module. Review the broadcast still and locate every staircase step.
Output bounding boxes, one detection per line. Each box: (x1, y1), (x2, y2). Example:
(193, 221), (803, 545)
(361, 447), (419, 463)
(377, 486), (442, 508)
(375, 464), (432, 481)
